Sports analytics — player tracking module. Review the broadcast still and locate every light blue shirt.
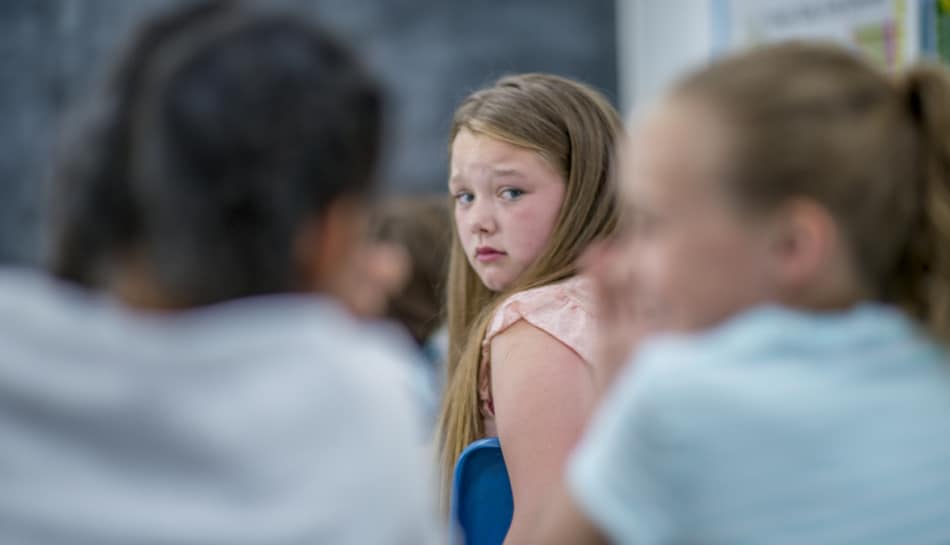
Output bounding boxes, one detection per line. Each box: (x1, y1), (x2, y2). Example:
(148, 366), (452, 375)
(570, 304), (950, 545)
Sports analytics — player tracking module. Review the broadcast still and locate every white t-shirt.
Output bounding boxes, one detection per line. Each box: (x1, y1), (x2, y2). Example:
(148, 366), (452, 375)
(570, 304), (950, 545)
(0, 269), (442, 545)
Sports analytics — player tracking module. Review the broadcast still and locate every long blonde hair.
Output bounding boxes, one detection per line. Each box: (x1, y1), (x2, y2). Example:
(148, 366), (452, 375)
(436, 73), (622, 504)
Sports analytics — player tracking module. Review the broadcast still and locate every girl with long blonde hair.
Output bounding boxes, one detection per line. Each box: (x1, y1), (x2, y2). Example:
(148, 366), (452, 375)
(437, 73), (622, 543)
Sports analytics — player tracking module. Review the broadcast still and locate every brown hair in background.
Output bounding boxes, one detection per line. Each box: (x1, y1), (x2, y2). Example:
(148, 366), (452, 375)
(372, 195), (452, 346)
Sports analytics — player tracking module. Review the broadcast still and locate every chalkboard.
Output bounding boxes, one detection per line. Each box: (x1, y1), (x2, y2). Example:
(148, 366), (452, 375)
(0, 0), (617, 265)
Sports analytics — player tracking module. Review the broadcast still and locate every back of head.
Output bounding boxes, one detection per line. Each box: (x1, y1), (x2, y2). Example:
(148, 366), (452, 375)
(673, 42), (950, 340)
(49, 0), (383, 307)
(438, 73), (622, 505)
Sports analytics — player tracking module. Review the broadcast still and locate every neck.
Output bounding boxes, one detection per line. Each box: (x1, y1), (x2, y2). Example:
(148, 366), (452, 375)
(109, 250), (186, 312)
(784, 258), (870, 313)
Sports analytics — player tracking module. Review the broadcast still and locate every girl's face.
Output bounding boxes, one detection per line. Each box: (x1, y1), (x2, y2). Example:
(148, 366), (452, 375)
(605, 98), (782, 333)
(449, 129), (565, 292)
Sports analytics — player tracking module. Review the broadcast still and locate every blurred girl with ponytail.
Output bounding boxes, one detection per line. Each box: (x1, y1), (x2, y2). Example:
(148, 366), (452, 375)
(538, 42), (950, 545)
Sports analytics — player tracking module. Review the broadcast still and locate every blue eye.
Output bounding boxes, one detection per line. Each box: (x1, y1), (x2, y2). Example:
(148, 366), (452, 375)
(454, 192), (474, 205)
(500, 188), (524, 201)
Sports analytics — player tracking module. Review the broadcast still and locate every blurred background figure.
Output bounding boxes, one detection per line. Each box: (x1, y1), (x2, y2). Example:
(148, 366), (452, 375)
(539, 40), (950, 545)
(372, 196), (451, 356)
(0, 1), (443, 543)
(372, 196), (452, 422)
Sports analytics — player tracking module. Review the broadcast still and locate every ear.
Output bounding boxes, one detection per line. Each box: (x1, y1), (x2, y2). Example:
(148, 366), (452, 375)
(767, 198), (839, 297)
(294, 196), (367, 295)
(294, 197), (410, 317)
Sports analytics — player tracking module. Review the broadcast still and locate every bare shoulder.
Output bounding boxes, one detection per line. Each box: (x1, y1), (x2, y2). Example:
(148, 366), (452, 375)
(490, 319), (586, 370)
(489, 319), (594, 421)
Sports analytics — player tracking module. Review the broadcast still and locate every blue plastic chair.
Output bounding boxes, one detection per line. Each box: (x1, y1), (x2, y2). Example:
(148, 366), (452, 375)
(451, 437), (514, 545)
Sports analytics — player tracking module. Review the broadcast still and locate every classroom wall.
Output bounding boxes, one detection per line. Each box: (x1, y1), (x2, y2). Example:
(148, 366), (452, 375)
(617, 0), (931, 114)
(616, 0), (714, 114)
(0, 0), (617, 265)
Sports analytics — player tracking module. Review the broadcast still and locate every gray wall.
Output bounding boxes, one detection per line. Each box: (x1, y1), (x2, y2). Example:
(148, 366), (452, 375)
(0, 0), (617, 265)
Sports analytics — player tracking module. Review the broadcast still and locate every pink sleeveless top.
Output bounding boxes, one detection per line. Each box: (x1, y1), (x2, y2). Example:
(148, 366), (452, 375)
(478, 276), (597, 436)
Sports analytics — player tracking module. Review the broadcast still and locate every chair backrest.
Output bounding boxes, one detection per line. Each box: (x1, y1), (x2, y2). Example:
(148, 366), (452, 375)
(450, 437), (513, 545)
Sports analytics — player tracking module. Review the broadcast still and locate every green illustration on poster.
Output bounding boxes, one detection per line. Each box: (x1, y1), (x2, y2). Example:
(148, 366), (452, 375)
(936, 0), (950, 62)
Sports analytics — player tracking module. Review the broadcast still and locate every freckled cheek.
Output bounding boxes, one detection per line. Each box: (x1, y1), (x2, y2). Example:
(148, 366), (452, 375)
(507, 209), (556, 260)
(519, 202), (559, 235)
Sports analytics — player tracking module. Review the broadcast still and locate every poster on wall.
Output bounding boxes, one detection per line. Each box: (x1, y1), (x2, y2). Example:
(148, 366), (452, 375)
(712, 0), (919, 69)
(933, 0), (950, 62)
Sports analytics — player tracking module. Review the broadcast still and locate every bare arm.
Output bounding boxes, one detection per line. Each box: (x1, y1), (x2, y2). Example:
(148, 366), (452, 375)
(490, 320), (596, 545)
